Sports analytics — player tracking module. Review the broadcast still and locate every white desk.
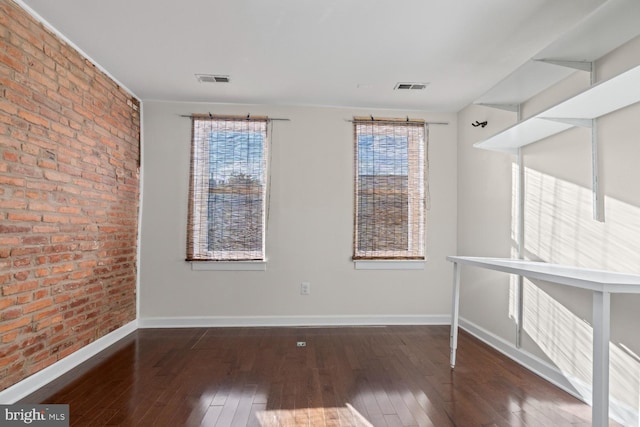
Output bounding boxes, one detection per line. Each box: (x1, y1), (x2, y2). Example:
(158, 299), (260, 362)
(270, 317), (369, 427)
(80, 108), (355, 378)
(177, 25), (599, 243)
(447, 256), (640, 427)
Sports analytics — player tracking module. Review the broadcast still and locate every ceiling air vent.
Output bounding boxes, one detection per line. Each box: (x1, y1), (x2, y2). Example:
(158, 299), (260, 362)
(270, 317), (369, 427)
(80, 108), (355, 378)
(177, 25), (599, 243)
(195, 74), (230, 83)
(394, 82), (428, 90)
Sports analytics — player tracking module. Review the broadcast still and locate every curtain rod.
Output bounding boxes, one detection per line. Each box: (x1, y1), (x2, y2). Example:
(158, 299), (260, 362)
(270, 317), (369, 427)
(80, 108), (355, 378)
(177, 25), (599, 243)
(180, 113), (290, 121)
(347, 117), (448, 125)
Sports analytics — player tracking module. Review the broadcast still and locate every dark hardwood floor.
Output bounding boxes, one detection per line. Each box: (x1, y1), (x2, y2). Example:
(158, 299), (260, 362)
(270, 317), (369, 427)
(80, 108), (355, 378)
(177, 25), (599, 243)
(20, 325), (614, 426)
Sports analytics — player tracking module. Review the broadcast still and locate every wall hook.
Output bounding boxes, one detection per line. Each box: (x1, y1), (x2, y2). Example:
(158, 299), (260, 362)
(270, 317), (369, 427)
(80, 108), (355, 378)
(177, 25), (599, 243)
(472, 120), (487, 128)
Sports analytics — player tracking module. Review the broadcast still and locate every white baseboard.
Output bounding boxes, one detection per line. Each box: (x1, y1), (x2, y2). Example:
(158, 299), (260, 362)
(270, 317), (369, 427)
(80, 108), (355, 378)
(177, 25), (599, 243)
(0, 320), (138, 404)
(138, 314), (450, 328)
(459, 317), (639, 427)
(459, 317), (585, 399)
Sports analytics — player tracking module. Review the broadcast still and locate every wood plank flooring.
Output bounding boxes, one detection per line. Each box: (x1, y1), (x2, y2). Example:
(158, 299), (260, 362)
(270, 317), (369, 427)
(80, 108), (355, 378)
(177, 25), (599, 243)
(19, 326), (616, 426)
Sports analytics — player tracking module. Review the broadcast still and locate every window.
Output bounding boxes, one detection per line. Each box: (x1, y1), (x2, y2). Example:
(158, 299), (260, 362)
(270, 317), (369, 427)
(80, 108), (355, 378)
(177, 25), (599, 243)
(353, 118), (426, 260)
(187, 115), (269, 262)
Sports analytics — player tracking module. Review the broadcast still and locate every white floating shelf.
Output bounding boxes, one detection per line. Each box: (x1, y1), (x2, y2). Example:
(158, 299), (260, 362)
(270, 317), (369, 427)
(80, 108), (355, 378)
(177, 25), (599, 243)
(476, 0), (640, 106)
(538, 64), (640, 120)
(473, 118), (574, 153)
(475, 64), (640, 153)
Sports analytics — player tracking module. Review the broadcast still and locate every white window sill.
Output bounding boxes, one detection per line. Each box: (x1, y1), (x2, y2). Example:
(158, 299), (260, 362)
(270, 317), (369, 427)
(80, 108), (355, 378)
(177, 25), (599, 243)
(354, 260), (425, 270)
(191, 261), (267, 271)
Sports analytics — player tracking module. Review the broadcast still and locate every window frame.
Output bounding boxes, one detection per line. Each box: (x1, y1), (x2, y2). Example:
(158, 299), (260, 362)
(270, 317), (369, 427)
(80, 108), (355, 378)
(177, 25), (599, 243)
(352, 117), (427, 262)
(187, 115), (270, 263)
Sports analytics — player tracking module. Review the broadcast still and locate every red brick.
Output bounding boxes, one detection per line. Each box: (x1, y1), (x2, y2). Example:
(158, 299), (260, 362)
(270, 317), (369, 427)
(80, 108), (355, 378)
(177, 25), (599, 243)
(35, 314), (63, 331)
(7, 212), (41, 222)
(0, 297), (16, 311)
(37, 159), (57, 170)
(3, 151), (19, 162)
(32, 306), (58, 321)
(2, 331), (20, 343)
(0, 0), (139, 393)
(34, 268), (49, 277)
(33, 290), (48, 300)
(26, 355), (58, 376)
(11, 246), (41, 256)
(20, 154), (36, 166)
(70, 270), (91, 280)
(57, 206), (81, 214)
(23, 342), (46, 358)
(50, 121), (75, 138)
(51, 263), (74, 274)
(0, 224), (31, 233)
(28, 201), (56, 212)
(26, 180), (56, 192)
(12, 258), (30, 268)
(38, 105), (61, 123)
(9, 163), (39, 178)
(0, 352), (21, 368)
(0, 99), (19, 116)
(28, 68), (58, 91)
(23, 298), (53, 314)
(43, 277), (64, 287)
(0, 316), (30, 333)
(50, 235), (73, 243)
(0, 51), (26, 73)
(43, 170), (71, 183)
(0, 175), (26, 186)
(44, 89), (72, 110)
(22, 235), (48, 245)
(0, 199), (28, 210)
(16, 294), (33, 304)
(13, 271), (30, 281)
(42, 215), (69, 224)
(17, 110), (49, 128)
(69, 216), (91, 225)
(0, 274), (10, 286)
(2, 307), (23, 320)
(0, 236), (21, 245)
(32, 225), (58, 233)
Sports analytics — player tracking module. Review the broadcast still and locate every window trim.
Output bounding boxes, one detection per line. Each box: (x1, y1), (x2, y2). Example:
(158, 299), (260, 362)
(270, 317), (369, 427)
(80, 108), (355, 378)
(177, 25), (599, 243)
(352, 117), (427, 261)
(186, 115), (270, 262)
(354, 260), (425, 270)
(191, 261), (267, 271)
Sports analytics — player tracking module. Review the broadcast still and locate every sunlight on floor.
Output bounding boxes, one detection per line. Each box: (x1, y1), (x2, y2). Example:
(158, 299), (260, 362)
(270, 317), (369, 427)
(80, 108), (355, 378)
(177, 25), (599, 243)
(256, 403), (373, 426)
(510, 164), (640, 426)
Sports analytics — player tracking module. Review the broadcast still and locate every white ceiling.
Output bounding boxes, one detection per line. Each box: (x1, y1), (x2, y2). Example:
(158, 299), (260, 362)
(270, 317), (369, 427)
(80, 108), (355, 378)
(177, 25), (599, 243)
(19, 0), (638, 112)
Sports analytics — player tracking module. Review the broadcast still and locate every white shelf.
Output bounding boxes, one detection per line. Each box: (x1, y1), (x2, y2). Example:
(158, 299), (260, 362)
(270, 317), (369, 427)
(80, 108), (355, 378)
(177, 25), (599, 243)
(476, 0), (640, 106)
(473, 118), (574, 153)
(475, 64), (640, 153)
(538, 64), (640, 120)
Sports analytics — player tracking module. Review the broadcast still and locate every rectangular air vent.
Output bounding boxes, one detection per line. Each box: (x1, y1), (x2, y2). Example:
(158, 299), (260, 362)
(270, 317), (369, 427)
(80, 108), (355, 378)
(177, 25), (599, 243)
(394, 82), (428, 90)
(196, 74), (230, 83)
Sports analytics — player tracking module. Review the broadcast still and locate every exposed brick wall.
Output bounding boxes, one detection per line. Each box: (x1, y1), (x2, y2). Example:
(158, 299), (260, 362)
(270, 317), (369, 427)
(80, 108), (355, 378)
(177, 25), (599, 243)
(0, 0), (139, 391)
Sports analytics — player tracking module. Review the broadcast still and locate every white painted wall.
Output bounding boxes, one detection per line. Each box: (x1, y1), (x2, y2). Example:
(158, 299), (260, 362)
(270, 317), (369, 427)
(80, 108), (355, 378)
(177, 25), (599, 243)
(457, 35), (640, 424)
(139, 102), (457, 324)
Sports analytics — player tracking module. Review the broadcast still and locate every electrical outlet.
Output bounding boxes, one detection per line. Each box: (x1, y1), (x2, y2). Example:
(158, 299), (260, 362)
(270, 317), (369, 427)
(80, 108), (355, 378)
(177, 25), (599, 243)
(300, 282), (311, 295)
